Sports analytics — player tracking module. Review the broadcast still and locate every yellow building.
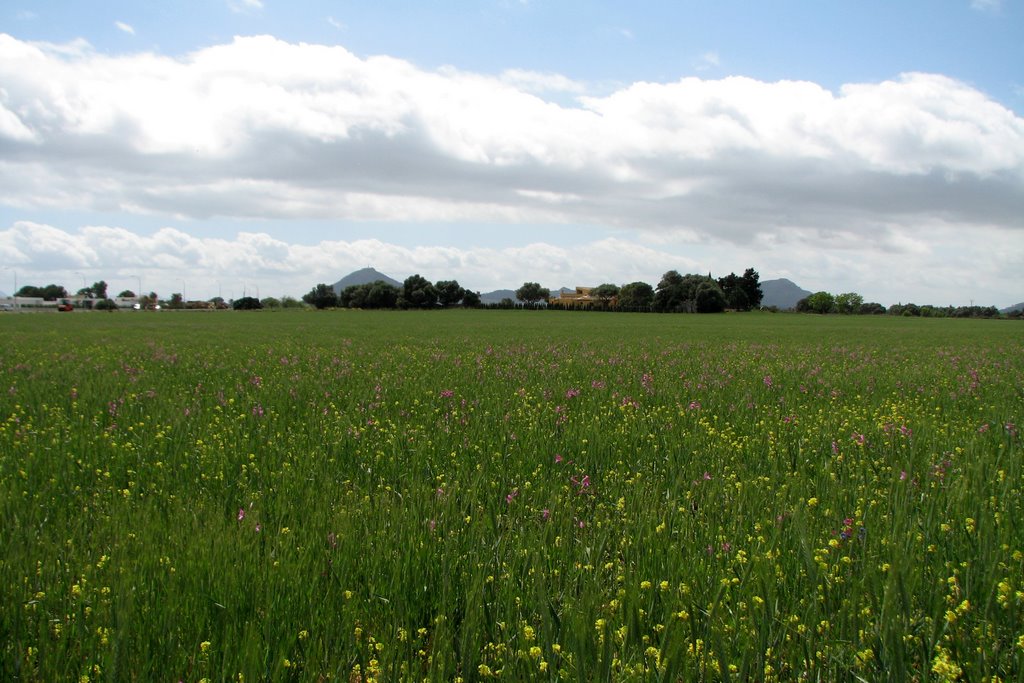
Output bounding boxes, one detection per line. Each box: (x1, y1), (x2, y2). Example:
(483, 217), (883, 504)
(548, 286), (615, 309)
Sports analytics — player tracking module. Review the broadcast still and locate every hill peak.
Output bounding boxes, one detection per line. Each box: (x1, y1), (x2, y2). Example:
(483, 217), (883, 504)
(332, 268), (402, 293)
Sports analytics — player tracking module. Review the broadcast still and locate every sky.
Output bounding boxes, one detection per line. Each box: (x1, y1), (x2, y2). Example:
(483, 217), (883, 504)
(1, 1), (1022, 306)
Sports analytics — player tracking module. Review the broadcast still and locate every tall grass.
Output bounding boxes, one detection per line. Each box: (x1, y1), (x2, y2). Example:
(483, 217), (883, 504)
(1, 310), (1021, 681)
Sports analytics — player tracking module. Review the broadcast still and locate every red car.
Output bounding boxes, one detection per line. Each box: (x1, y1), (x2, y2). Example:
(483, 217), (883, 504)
(57, 301), (73, 312)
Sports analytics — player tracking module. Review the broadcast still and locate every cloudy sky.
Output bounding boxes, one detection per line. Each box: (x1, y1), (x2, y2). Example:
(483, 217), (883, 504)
(1, 1), (1022, 305)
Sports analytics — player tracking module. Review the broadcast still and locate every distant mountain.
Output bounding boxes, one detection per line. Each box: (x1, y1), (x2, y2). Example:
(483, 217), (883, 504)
(1001, 302), (1024, 314)
(479, 289), (517, 304)
(332, 268), (402, 294)
(760, 278), (812, 310)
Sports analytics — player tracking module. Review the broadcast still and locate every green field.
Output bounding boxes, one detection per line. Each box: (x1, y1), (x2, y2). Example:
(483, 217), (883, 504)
(1, 310), (1021, 681)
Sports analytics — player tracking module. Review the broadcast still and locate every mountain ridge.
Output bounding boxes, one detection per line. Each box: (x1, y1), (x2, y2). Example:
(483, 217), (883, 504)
(331, 268), (402, 293)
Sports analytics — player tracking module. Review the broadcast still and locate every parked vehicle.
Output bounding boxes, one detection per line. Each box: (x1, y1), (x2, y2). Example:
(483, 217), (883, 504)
(57, 300), (73, 312)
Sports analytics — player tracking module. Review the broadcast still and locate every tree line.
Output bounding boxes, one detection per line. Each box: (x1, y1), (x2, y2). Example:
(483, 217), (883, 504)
(302, 269), (765, 313)
(11, 273), (1015, 318)
(303, 277), (481, 310)
(794, 291), (1006, 319)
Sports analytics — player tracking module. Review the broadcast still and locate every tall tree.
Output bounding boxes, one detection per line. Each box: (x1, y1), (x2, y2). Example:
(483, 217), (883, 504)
(654, 271), (685, 312)
(401, 275), (438, 309)
(435, 280), (466, 307)
(656, 272), (713, 313)
(740, 268), (763, 309)
(515, 282), (550, 305)
(835, 292), (864, 314)
(365, 281), (400, 309)
(805, 291), (836, 314)
(17, 284), (68, 300)
(303, 283), (338, 309)
(591, 283), (620, 308)
(716, 273), (748, 310)
(695, 281), (727, 313)
(618, 281), (655, 310)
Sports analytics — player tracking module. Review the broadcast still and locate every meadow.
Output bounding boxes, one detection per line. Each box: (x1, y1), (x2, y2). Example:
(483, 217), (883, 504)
(0, 309), (1021, 682)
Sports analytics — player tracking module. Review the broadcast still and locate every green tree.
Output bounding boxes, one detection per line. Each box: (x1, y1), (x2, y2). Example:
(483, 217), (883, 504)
(805, 291), (836, 314)
(341, 281), (400, 309)
(260, 297), (281, 309)
(740, 268), (763, 309)
(462, 290), (482, 308)
(168, 293), (184, 309)
(591, 283), (620, 308)
(366, 282), (400, 308)
(118, 289), (136, 298)
(716, 273), (748, 310)
(94, 298), (118, 311)
(654, 271), (685, 312)
(400, 275), (438, 309)
(655, 272), (714, 312)
(859, 302), (886, 315)
(139, 292), (159, 309)
(695, 281), (727, 313)
(233, 296), (263, 310)
(17, 284), (68, 300)
(435, 280), (466, 307)
(303, 283), (338, 309)
(618, 281), (655, 310)
(835, 292), (864, 315)
(515, 282), (550, 306)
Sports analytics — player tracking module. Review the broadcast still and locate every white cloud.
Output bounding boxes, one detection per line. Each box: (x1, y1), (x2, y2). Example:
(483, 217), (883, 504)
(114, 21), (135, 35)
(0, 34), (1020, 305)
(501, 69), (586, 94)
(970, 0), (1001, 12)
(228, 0), (263, 14)
(695, 51), (720, 71)
(326, 16), (345, 30)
